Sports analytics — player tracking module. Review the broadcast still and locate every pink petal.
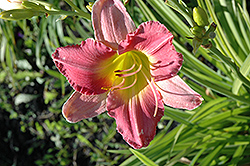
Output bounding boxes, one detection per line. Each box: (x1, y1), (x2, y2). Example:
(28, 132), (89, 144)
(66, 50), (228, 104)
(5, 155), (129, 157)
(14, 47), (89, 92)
(92, 0), (136, 50)
(156, 75), (203, 110)
(52, 38), (117, 95)
(119, 21), (183, 81)
(63, 91), (107, 123)
(107, 83), (164, 149)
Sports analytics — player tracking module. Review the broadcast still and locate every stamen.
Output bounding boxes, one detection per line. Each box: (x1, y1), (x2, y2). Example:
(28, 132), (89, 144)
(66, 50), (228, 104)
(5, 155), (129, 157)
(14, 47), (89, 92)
(142, 71), (158, 117)
(101, 77), (125, 91)
(110, 78), (125, 90)
(115, 53), (143, 77)
(114, 63), (136, 73)
(118, 74), (138, 90)
(115, 64), (142, 77)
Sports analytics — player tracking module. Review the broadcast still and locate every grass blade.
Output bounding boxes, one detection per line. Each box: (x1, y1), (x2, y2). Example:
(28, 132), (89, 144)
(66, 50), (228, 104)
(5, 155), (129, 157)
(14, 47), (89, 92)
(129, 149), (158, 166)
(232, 54), (250, 94)
(200, 143), (227, 166)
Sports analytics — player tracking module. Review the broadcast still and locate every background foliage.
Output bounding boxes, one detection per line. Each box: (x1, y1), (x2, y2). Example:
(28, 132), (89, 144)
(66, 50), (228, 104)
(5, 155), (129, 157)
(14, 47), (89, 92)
(0, 0), (250, 165)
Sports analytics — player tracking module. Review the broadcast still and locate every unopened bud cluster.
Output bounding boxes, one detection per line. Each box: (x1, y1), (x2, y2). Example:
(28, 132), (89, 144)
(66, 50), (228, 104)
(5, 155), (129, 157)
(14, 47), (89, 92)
(189, 6), (216, 53)
(190, 7), (209, 39)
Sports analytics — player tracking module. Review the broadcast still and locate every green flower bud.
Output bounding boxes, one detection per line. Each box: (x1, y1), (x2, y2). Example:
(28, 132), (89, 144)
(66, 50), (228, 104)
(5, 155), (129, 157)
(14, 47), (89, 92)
(193, 6), (209, 27)
(190, 26), (205, 39)
(0, 9), (41, 20)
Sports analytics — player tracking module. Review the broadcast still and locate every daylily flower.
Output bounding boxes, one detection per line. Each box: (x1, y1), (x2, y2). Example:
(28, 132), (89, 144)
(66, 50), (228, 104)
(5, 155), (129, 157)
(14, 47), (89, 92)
(0, 0), (25, 10)
(52, 0), (203, 149)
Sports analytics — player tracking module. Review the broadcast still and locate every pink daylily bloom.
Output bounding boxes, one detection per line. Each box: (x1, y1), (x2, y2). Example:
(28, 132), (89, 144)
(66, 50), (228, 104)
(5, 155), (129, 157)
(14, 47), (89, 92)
(52, 0), (203, 149)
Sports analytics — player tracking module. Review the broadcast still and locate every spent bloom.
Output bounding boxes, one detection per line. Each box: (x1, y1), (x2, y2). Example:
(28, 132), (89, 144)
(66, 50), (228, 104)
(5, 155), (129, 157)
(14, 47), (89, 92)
(52, 0), (203, 149)
(0, 0), (25, 10)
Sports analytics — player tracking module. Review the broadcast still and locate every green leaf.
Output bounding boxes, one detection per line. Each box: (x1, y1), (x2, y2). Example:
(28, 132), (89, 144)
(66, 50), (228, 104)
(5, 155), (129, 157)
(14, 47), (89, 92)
(229, 144), (247, 165)
(44, 90), (58, 104)
(181, 67), (250, 104)
(164, 106), (194, 126)
(219, 0), (248, 56)
(135, 0), (157, 21)
(166, 0), (194, 26)
(199, 142), (226, 166)
(209, 46), (250, 90)
(107, 150), (131, 154)
(0, 70), (7, 83)
(146, 0), (191, 37)
(129, 149), (158, 166)
(13, 71), (43, 80)
(189, 148), (206, 166)
(232, 53), (250, 94)
(63, 0), (91, 19)
(205, 0), (243, 65)
(75, 21), (91, 40)
(77, 134), (93, 147)
(174, 40), (225, 81)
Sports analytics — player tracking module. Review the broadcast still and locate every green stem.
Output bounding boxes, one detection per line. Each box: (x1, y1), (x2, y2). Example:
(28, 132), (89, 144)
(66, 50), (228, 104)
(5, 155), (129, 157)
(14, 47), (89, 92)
(209, 46), (250, 90)
(64, 0), (91, 20)
(47, 10), (87, 17)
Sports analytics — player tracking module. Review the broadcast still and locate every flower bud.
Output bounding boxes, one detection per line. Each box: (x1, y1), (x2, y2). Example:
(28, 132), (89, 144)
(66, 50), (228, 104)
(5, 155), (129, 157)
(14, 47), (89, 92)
(0, 0), (26, 11)
(193, 6), (209, 27)
(190, 26), (205, 39)
(0, 9), (39, 20)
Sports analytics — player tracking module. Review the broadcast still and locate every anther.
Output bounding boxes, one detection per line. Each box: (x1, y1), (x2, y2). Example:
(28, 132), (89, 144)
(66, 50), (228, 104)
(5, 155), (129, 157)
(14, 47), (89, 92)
(115, 64), (142, 77)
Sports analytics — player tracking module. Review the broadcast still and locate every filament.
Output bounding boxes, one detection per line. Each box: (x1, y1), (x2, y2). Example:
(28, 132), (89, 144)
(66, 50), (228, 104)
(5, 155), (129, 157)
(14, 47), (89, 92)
(142, 71), (158, 117)
(115, 64), (142, 77)
(110, 78), (125, 90)
(118, 74), (138, 90)
(115, 63), (136, 73)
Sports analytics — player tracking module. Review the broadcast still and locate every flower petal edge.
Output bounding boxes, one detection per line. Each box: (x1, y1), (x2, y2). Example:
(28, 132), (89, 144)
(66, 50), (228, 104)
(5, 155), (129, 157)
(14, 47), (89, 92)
(63, 91), (107, 123)
(156, 75), (203, 110)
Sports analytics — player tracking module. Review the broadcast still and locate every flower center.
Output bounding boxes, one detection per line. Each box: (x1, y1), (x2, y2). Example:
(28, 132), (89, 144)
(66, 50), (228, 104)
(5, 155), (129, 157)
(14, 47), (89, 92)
(103, 50), (150, 97)
(102, 50), (159, 117)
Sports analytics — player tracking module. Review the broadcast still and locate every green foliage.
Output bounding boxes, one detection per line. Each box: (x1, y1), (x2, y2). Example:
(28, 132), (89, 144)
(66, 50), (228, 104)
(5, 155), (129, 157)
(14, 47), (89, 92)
(1, 0), (250, 165)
